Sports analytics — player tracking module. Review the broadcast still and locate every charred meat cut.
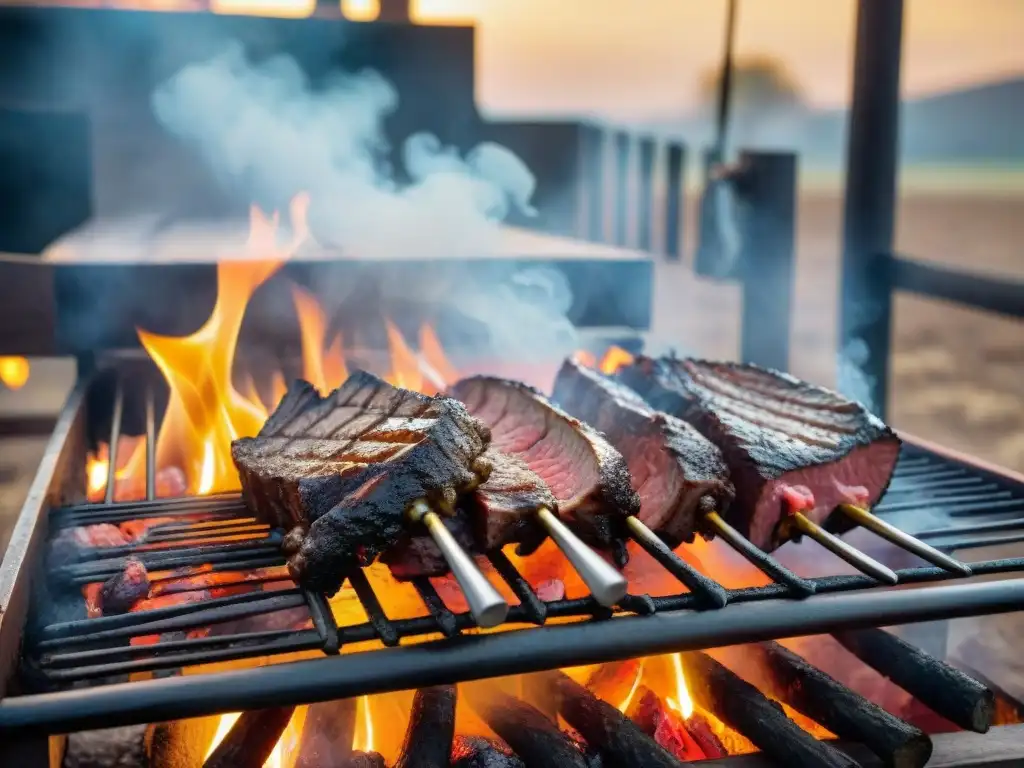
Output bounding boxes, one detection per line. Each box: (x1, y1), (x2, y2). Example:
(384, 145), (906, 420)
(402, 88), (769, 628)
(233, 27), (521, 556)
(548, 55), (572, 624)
(232, 370), (492, 593)
(449, 377), (640, 561)
(617, 357), (901, 550)
(383, 448), (555, 579)
(552, 358), (734, 547)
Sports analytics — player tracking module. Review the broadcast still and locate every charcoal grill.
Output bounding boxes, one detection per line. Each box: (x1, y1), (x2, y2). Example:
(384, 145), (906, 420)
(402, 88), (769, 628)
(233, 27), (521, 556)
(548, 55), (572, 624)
(1, 360), (1023, 743)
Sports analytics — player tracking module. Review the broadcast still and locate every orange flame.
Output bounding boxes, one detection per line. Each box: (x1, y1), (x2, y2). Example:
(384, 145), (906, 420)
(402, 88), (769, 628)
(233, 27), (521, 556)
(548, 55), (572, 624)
(137, 197), (308, 495)
(292, 285), (348, 395)
(665, 652), (694, 719)
(599, 345), (634, 374)
(353, 695), (375, 753)
(0, 356), (29, 390)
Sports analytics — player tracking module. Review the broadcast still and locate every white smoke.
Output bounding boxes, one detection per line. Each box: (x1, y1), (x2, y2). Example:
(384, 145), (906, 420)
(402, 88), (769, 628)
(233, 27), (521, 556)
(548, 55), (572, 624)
(149, 43), (537, 260)
(837, 337), (878, 413)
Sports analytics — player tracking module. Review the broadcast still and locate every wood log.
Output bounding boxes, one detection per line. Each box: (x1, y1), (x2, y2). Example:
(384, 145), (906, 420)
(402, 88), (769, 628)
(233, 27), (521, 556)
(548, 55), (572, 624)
(679, 652), (859, 768)
(464, 683), (589, 768)
(683, 711), (728, 760)
(743, 641), (932, 768)
(452, 736), (526, 768)
(539, 671), (694, 767)
(345, 751), (386, 767)
(293, 698), (358, 768)
(395, 685), (457, 768)
(202, 707), (295, 768)
(833, 628), (995, 733)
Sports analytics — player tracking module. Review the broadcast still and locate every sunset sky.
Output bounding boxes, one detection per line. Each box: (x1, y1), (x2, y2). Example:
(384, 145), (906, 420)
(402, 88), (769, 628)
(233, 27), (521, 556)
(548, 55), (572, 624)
(403, 0), (1024, 120)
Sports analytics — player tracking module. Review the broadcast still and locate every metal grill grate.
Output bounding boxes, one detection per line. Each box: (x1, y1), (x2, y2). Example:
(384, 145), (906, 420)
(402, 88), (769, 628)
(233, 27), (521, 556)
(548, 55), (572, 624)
(4, 374), (1024, 736)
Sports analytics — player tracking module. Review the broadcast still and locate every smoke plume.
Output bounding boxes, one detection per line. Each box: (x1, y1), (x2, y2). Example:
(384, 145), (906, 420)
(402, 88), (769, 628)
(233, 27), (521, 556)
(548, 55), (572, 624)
(150, 43), (537, 260)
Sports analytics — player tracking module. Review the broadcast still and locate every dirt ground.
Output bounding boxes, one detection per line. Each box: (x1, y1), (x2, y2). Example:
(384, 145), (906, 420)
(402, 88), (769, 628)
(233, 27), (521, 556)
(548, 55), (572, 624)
(649, 190), (1024, 472)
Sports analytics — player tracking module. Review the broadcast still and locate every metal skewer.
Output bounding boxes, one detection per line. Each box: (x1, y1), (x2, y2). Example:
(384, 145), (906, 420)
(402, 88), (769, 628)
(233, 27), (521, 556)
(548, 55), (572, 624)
(785, 511), (899, 585)
(536, 506), (628, 608)
(407, 500), (509, 628)
(839, 503), (973, 576)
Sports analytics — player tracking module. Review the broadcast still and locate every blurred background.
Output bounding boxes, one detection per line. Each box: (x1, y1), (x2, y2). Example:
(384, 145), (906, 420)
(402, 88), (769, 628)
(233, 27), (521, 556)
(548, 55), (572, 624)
(0, 0), (1021, 550)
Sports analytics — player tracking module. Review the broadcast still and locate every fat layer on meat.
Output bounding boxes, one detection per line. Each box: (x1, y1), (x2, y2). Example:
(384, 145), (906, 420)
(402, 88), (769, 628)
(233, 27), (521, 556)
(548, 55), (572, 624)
(617, 356), (901, 550)
(232, 370), (492, 593)
(552, 357), (734, 546)
(449, 376), (639, 563)
(382, 448), (556, 580)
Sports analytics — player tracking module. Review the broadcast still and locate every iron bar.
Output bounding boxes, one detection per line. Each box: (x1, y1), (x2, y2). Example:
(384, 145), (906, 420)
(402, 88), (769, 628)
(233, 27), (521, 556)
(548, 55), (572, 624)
(891, 254), (1024, 320)
(625, 515), (728, 608)
(347, 569), (400, 647)
(487, 550), (546, 625)
(7, 578), (1024, 736)
(411, 577), (460, 638)
(613, 131), (631, 247)
(104, 382), (124, 506)
(636, 135), (655, 252)
(144, 384), (156, 502)
(304, 590), (340, 654)
(877, 490), (1012, 510)
(663, 142), (685, 260)
(948, 499), (1024, 517)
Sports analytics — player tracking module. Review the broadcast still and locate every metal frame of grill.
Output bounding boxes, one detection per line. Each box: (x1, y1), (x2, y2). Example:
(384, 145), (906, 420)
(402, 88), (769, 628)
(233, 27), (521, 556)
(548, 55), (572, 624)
(1, 365), (1023, 738)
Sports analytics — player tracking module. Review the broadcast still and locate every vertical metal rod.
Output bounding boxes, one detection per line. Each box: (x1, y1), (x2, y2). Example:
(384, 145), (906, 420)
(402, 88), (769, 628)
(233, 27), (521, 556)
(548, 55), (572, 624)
(714, 0), (739, 157)
(145, 384), (157, 502)
(738, 151), (798, 372)
(104, 382), (124, 506)
(613, 131), (631, 247)
(664, 142), (685, 260)
(585, 124), (606, 243)
(636, 136), (656, 252)
(839, 0), (904, 418)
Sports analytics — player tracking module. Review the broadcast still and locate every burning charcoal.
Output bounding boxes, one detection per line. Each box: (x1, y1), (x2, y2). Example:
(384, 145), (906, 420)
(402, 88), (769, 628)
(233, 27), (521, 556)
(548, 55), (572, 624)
(464, 683), (590, 768)
(231, 371), (492, 594)
(735, 642), (933, 768)
(834, 628), (995, 734)
(452, 736), (525, 768)
(98, 558), (150, 615)
(449, 376), (640, 561)
(202, 707), (295, 768)
(50, 524), (129, 565)
(626, 687), (715, 761)
(617, 357), (901, 550)
(679, 651), (858, 768)
(553, 357), (734, 546)
(395, 685), (456, 768)
(293, 697), (358, 768)
(536, 671), (692, 768)
(682, 711), (729, 760)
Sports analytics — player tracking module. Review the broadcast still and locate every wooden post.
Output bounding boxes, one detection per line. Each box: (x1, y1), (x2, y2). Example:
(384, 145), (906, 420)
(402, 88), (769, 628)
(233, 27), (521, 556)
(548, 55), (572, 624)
(663, 142), (686, 260)
(612, 131), (632, 247)
(736, 151), (798, 372)
(636, 136), (656, 252)
(839, 0), (904, 417)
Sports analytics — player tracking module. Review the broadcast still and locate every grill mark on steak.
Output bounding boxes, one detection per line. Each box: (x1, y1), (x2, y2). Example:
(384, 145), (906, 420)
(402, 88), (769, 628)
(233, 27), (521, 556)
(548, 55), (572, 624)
(449, 376), (639, 561)
(617, 356), (901, 551)
(382, 448), (556, 579)
(232, 370), (492, 594)
(552, 357), (734, 547)
(684, 363), (863, 434)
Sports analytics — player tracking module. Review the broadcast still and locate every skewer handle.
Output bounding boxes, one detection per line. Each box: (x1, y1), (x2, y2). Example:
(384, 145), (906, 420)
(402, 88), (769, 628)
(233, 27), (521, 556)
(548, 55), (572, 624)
(839, 504), (973, 576)
(408, 501), (509, 628)
(537, 507), (628, 607)
(788, 511), (899, 585)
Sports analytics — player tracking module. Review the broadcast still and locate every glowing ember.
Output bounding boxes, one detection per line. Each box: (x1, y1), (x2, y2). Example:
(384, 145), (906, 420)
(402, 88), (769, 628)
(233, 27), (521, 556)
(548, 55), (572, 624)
(617, 660), (644, 713)
(87, 456), (109, 496)
(598, 345), (634, 374)
(0, 356), (29, 390)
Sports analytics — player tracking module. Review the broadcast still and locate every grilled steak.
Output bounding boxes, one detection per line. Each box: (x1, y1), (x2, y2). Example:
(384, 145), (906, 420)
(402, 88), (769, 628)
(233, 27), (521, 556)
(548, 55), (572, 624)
(383, 448), (555, 579)
(232, 370), (492, 593)
(552, 357), (734, 547)
(449, 376), (639, 562)
(617, 356), (901, 550)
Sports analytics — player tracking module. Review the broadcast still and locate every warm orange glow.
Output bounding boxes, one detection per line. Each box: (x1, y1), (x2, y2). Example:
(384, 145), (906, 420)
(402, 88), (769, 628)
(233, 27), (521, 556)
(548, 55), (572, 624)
(87, 456), (109, 496)
(0, 356), (30, 390)
(342, 0), (379, 21)
(137, 197), (309, 496)
(352, 695), (375, 753)
(211, 0), (315, 18)
(419, 323), (459, 386)
(665, 652), (694, 719)
(599, 345), (634, 374)
(574, 350), (597, 369)
(292, 285), (348, 395)
(384, 319), (425, 393)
